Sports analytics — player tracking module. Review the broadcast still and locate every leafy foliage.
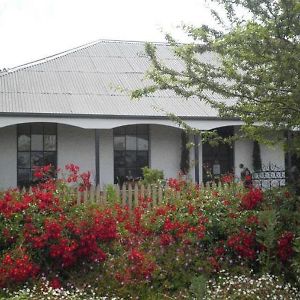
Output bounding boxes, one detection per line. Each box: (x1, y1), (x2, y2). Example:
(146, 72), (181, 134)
(131, 0), (300, 151)
(142, 166), (164, 185)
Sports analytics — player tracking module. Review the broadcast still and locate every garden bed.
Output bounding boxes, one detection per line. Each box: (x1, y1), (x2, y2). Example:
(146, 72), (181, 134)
(0, 165), (299, 299)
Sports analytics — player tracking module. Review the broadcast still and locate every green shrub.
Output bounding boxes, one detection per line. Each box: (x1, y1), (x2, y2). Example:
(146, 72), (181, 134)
(142, 167), (164, 185)
(1, 165), (299, 298)
(104, 184), (120, 204)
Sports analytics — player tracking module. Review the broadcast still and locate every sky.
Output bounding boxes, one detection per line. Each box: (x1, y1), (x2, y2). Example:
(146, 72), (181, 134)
(0, 0), (214, 69)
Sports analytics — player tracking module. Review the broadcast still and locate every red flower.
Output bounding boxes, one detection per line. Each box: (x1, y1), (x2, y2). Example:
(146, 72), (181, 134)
(246, 215), (259, 225)
(241, 188), (263, 210)
(277, 231), (294, 262)
(128, 249), (145, 263)
(214, 247), (225, 257)
(227, 230), (257, 260)
(50, 277), (62, 289)
(160, 233), (174, 246)
(208, 256), (220, 271)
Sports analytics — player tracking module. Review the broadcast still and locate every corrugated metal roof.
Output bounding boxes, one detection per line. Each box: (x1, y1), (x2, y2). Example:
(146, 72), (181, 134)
(0, 39), (230, 118)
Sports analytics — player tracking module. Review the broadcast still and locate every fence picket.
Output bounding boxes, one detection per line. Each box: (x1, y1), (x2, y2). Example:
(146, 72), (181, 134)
(134, 184), (139, 208)
(96, 185), (101, 203)
(121, 184), (127, 207)
(74, 180), (234, 209)
(140, 184), (145, 199)
(89, 186), (95, 203)
(102, 189), (107, 205)
(146, 184), (151, 199)
(77, 188), (81, 205)
(158, 186), (163, 205)
(128, 184), (133, 210)
(115, 184), (120, 201)
(152, 185), (157, 207)
(83, 189), (88, 203)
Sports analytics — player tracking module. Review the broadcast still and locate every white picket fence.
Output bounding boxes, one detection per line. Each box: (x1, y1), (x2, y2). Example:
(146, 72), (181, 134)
(18, 181), (244, 210)
(74, 181), (243, 209)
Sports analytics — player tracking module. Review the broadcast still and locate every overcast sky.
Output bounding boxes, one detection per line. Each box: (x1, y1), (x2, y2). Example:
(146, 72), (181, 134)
(0, 0), (214, 69)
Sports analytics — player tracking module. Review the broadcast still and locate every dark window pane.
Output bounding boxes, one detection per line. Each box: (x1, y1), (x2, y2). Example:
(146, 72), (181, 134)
(126, 168), (138, 178)
(126, 151), (136, 167)
(31, 152), (44, 167)
(31, 123), (43, 135)
(18, 152), (30, 168)
(126, 125), (136, 135)
(115, 151), (125, 167)
(115, 168), (126, 177)
(44, 135), (56, 151)
(44, 152), (56, 166)
(18, 169), (31, 186)
(126, 136), (136, 150)
(114, 136), (125, 151)
(18, 134), (30, 151)
(114, 168), (126, 184)
(136, 168), (143, 178)
(114, 127), (125, 135)
(137, 125), (148, 135)
(44, 123), (56, 135)
(137, 151), (148, 167)
(31, 135), (43, 151)
(137, 135), (148, 151)
(18, 124), (30, 135)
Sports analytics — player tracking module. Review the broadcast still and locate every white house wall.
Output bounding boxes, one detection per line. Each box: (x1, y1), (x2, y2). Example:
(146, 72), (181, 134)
(234, 138), (285, 178)
(99, 129), (114, 187)
(150, 125), (181, 179)
(234, 139), (253, 178)
(260, 143), (285, 169)
(0, 123), (287, 189)
(0, 125), (17, 189)
(57, 124), (96, 181)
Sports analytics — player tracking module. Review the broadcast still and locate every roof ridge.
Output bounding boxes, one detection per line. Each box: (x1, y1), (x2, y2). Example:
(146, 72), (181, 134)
(0, 38), (170, 77)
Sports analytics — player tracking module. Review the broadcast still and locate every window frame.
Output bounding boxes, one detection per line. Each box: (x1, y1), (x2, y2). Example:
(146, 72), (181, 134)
(17, 123), (57, 187)
(113, 125), (149, 184)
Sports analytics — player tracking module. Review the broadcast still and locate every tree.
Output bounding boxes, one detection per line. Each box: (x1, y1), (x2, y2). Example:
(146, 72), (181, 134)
(131, 0), (300, 156)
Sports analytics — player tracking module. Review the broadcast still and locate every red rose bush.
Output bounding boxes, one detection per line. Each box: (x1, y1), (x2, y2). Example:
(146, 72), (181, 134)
(0, 166), (298, 298)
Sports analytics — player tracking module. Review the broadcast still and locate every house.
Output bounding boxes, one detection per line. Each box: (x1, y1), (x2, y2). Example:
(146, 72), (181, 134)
(0, 39), (285, 188)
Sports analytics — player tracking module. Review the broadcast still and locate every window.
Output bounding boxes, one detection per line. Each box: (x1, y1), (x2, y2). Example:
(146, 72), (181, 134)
(114, 125), (149, 184)
(17, 123), (57, 187)
(202, 126), (234, 183)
